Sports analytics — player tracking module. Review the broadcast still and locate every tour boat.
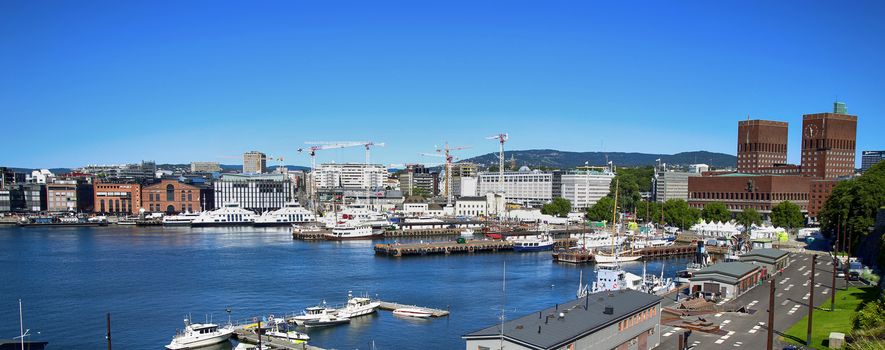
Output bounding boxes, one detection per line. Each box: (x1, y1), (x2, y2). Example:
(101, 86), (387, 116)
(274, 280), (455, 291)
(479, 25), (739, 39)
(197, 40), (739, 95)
(460, 228), (475, 238)
(593, 251), (642, 263)
(511, 234), (556, 252)
(629, 237), (673, 250)
(324, 222), (382, 240)
(165, 318), (234, 350)
(253, 202), (316, 227)
(162, 212), (200, 226)
(392, 307), (433, 318)
(336, 292), (381, 318)
(291, 304), (338, 326)
(190, 202), (256, 227)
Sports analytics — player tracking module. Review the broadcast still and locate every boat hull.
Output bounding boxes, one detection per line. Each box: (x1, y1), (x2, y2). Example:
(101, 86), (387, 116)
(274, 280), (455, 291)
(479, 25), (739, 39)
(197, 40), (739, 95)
(190, 222), (254, 227)
(392, 308), (432, 318)
(512, 244), (555, 252)
(303, 319), (350, 328)
(165, 331), (233, 349)
(594, 254), (642, 263)
(323, 233), (384, 240)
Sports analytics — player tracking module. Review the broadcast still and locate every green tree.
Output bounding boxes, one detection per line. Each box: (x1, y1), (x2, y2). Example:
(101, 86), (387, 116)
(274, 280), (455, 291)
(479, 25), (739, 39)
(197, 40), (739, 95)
(541, 197), (572, 217)
(635, 200), (663, 224)
(819, 161), (885, 266)
(736, 208), (762, 228)
(702, 202), (731, 223)
(770, 201), (804, 229)
(663, 199), (700, 230)
(586, 196), (615, 222)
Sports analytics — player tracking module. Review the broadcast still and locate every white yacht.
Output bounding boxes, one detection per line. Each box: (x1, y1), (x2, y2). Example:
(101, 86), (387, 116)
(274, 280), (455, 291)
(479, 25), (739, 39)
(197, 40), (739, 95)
(163, 212), (201, 226)
(511, 234), (556, 252)
(630, 237), (673, 250)
(291, 304), (338, 326)
(590, 264), (643, 294)
(165, 318), (234, 350)
(264, 319), (309, 343)
(254, 202), (316, 227)
(336, 292), (380, 318)
(571, 231), (626, 250)
(325, 222), (381, 240)
(190, 202), (256, 227)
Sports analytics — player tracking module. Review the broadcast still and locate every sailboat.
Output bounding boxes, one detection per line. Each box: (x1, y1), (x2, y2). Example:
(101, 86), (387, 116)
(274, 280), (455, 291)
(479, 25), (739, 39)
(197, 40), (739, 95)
(594, 178), (642, 263)
(12, 299), (48, 349)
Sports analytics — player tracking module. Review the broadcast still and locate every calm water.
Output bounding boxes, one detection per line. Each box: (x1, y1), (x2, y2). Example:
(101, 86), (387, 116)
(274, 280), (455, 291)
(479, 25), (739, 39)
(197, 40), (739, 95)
(0, 226), (690, 349)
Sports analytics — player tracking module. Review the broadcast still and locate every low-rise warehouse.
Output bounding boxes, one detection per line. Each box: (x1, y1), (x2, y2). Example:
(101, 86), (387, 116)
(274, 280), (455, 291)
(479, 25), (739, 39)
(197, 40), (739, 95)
(689, 262), (763, 300)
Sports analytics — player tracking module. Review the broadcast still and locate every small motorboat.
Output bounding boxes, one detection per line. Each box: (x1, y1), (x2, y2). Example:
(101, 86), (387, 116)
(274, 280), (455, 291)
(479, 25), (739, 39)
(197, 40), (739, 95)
(303, 314), (350, 328)
(263, 319), (309, 343)
(291, 303), (338, 325)
(336, 292), (380, 319)
(460, 229), (474, 238)
(392, 307), (433, 318)
(165, 318), (234, 350)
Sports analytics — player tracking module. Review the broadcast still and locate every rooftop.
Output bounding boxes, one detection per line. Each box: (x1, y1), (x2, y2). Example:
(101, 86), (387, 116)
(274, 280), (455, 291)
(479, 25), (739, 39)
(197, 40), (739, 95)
(695, 262), (761, 278)
(741, 248), (789, 260)
(463, 290), (661, 349)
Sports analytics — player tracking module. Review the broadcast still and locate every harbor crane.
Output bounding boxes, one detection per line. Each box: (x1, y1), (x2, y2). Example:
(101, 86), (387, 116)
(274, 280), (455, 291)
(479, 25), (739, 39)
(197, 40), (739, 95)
(486, 133), (509, 193)
(421, 143), (470, 207)
(298, 141), (385, 212)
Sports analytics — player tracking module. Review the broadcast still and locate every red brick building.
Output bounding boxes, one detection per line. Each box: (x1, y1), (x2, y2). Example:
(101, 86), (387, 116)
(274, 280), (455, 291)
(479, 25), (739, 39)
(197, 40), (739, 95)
(93, 182), (142, 214)
(142, 179), (201, 214)
(737, 120), (788, 173)
(801, 111), (857, 179)
(688, 174), (811, 214)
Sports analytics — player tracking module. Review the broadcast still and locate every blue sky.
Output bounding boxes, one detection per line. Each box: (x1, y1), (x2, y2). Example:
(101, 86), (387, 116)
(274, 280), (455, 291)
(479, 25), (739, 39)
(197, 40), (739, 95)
(2, 1), (883, 168)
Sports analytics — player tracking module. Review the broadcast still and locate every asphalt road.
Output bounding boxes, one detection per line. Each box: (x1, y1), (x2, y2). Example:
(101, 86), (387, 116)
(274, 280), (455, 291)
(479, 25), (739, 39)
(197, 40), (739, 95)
(659, 251), (861, 350)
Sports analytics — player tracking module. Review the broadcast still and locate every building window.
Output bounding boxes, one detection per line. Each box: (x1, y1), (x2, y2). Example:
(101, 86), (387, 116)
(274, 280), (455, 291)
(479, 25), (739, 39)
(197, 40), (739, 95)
(166, 184), (175, 201)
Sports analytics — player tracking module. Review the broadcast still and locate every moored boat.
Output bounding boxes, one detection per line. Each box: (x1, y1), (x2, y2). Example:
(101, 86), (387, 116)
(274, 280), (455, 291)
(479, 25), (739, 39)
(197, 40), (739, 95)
(165, 318), (234, 350)
(336, 292), (380, 318)
(392, 307), (432, 318)
(324, 222), (382, 240)
(162, 212), (200, 226)
(511, 234), (555, 252)
(254, 202), (316, 227)
(190, 202), (256, 227)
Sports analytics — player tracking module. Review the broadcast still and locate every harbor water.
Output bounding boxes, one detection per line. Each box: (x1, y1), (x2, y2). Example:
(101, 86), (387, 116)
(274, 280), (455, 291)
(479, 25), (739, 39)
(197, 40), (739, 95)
(0, 226), (691, 349)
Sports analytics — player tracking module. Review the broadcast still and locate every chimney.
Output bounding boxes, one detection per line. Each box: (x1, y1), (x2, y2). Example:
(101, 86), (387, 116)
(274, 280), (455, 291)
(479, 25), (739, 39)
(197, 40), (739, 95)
(604, 306), (614, 315)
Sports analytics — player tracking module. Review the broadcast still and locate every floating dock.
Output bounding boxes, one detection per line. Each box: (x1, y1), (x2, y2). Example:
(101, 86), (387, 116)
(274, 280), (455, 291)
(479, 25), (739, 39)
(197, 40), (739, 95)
(378, 301), (450, 317)
(232, 328), (324, 350)
(554, 244), (713, 264)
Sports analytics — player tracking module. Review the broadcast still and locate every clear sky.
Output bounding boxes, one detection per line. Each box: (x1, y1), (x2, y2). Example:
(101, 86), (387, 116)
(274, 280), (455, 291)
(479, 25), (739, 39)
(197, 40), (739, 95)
(2, 1), (883, 169)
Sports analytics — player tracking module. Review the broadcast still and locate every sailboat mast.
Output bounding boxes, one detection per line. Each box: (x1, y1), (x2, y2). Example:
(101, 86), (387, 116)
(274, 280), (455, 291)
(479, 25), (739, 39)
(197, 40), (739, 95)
(611, 178), (620, 247)
(500, 260), (506, 349)
(19, 299), (24, 350)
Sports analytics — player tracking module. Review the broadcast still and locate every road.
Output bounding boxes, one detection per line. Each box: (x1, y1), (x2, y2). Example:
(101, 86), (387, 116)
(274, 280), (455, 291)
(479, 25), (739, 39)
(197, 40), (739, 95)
(659, 251), (860, 349)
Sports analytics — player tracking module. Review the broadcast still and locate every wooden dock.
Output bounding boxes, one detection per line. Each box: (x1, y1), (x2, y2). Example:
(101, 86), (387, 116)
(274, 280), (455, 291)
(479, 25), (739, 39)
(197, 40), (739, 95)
(373, 238), (575, 257)
(552, 250), (595, 264)
(233, 328), (325, 350)
(383, 228), (463, 237)
(553, 244), (705, 264)
(378, 301), (450, 317)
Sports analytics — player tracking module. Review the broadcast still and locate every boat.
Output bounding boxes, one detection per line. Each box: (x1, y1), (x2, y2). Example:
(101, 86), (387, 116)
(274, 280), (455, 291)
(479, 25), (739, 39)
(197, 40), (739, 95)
(253, 202), (317, 227)
(392, 307), (433, 318)
(162, 212), (200, 226)
(117, 217), (139, 225)
(234, 343), (270, 350)
(165, 318), (234, 350)
(336, 292), (380, 318)
(593, 251), (642, 263)
(640, 262), (676, 295)
(629, 237), (673, 250)
(190, 202), (256, 227)
(571, 231), (626, 249)
(263, 318), (309, 343)
(460, 228), (475, 238)
(291, 303), (338, 326)
(590, 263), (644, 294)
(674, 262), (705, 284)
(324, 222), (382, 240)
(302, 314), (350, 328)
(511, 234), (556, 252)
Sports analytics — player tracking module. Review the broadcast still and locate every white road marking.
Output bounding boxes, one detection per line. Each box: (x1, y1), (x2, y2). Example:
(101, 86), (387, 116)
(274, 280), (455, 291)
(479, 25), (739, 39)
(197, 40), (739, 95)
(798, 266), (806, 271)
(781, 300), (790, 306)
(803, 293), (810, 300)
(815, 272), (820, 277)
(714, 313), (722, 317)
(780, 278), (790, 285)
(823, 289), (829, 295)
(785, 284), (794, 291)
(777, 292), (783, 297)
(803, 271), (810, 276)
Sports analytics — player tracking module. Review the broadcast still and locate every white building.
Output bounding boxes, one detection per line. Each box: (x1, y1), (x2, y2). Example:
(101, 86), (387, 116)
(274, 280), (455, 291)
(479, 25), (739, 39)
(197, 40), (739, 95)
(27, 169), (55, 184)
(458, 176), (478, 197)
(213, 173), (291, 213)
(559, 168), (614, 209)
(653, 170), (697, 202)
(689, 163), (710, 174)
(477, 168), (552, 207)
(314, 163), (388, 190)
(455, 196), (487, 217)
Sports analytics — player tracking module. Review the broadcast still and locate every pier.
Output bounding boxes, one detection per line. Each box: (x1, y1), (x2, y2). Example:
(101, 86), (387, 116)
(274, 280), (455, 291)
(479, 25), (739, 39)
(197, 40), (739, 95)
(232, 328), (325, 350)
(553, 243), (714, 264)
(373, 238), (575, 257)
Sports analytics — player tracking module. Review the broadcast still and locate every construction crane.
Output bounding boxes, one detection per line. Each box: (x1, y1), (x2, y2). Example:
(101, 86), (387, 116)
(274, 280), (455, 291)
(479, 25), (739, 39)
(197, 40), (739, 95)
(421, 142), (470, 207)
(486, 133), (509, 194)
(263, 155), (286, 173)
(298, 141), (384, 212)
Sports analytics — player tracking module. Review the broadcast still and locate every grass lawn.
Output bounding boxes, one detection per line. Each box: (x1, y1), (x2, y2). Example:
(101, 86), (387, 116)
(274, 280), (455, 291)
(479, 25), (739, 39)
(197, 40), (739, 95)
(781, 286), (880, 349)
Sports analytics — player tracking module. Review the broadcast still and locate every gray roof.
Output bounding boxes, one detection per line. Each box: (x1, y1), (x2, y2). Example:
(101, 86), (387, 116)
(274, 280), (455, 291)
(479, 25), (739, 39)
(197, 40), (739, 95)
(693, 262), (761, 285)
(463, 290), (661, 349)
(458, 196), (486, 201)
(741, 248), (789, 261)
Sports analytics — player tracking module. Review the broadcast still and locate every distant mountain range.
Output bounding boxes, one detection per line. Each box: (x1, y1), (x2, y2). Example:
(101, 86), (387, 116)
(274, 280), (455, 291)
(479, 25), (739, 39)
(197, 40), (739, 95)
(460, 150), (736, 169)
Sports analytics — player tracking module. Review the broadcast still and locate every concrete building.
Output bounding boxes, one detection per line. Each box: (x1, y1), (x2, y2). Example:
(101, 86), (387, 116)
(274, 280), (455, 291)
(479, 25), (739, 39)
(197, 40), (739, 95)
(402, 196), (430, 216)
(558, 168), (615, 209)
(861, 151), (885, 172)
(478, 169), (553, 207)
(451, 163), (478, 197)
(459, 176), (478, 197)
(688, 173), (811, 215)
(689, 164), (710, 174)
(689, 262), (763, 300)
(314, 163), (389, 190)
(26, 169), (55, 184)
(46, 179), (93, 212)
(243, 151), (266, 174)
(398, 164), (438, 196)
(801, 103), (857, 179)
(142, 179), (202, 213)
(739, 248), (791, 277)
(463, 290), (662, 350)
(93, 182), (142, 215)
(190, 162), (222, 173)
(652, 169), (700, 203)
(213, 173), (290, 213)
(737, 120), (789, 173)
(118, 161), (157, 180)
(455, 196), (487, 217)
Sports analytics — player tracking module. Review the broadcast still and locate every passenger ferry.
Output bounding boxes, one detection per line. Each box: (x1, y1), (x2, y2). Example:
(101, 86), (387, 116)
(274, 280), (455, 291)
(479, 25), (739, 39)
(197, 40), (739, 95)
(162, 212), (200, 226)
(324, 222), (382, 240)
(190, 202), (256, 227)
(254, 202), (316, 227)
(589, 263), (643, 295)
